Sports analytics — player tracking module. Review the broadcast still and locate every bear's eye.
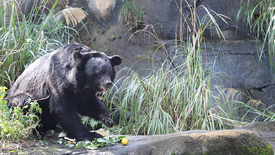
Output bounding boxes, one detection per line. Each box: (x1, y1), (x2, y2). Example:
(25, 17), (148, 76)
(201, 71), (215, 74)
(97, 71), (102, 76)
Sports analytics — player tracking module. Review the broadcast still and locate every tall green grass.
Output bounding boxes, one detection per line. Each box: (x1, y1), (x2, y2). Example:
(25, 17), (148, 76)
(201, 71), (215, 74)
(0, 0), (86, 88)
(103, 0), (243, 135)
(235, 0), (275, 123)
(237, 0), (275, 74)
(217, 87), (275, 123)
(104, 49), (242, 135)
(118, 0), (143, 29)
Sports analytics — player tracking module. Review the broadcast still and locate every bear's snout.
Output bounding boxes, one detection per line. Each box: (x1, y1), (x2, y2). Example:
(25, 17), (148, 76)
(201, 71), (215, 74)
(105, 81), (113, 88)
(101, 80), (113, 92)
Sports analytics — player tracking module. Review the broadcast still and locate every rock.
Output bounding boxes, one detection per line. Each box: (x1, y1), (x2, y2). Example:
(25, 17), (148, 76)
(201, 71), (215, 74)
(202, 38), (274, 118)
(69, 0), (116, 22)
(1, 0), (69, 25)
(16, 0), (68, 15)
(141, 0), (262, 40)
(110, 130), (273, 155)
(89, 0), (116, 21)
(18, 123), (275, 155)
(67, 0), (275, 117)
(237, 121), (275, 139)
(236, 121), (275, 152)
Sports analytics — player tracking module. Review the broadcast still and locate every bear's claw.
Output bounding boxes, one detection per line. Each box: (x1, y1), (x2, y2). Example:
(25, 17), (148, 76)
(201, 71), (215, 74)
(100, 117), (114, 127)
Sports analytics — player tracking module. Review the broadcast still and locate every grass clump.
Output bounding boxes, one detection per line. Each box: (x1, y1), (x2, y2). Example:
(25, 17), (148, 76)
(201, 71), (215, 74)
(235, 98), (275, 123)
(237, 0), (275, 74)
(118, 0), (143, 30)
(104, 51), (240, 135)
(0, 0), (87, 88)
(103, 0), (240, 135)
(104, 60), (217, 135)
(0, 86), (41, 144)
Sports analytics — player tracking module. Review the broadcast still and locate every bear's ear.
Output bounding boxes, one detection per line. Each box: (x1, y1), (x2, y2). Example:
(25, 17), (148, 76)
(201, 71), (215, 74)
(109, 55), (122, 66)
(73, 49), (83, 65)
(73, 50), (82, 60)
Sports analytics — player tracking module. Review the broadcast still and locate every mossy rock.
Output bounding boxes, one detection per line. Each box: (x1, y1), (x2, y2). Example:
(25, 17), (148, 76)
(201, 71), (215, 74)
(134, 130), (274, 155)
(109, 35), (116, 41)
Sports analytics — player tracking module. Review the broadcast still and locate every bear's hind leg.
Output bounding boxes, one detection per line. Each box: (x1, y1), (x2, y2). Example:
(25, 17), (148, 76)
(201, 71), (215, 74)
(33, 113), (59, 139)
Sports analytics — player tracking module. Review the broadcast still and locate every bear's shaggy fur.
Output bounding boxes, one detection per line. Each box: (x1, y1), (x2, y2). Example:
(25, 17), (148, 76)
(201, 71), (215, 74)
(6, 43), (122, 141)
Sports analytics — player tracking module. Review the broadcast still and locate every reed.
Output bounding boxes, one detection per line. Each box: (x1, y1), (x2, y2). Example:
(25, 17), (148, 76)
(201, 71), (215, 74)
(102, 0), (242, 135)
(0, 0), (87, 88)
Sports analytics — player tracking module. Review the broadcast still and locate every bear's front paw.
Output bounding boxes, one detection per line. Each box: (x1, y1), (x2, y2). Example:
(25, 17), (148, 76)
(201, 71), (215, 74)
(101, 117), (114, 127)
(75, 131), (103, 141)
(90, 132), (103, 139)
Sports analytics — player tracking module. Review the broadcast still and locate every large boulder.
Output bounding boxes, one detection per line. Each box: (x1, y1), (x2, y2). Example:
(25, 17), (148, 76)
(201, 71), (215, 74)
(203, 39), (274, 118)
(141, 0), (262, 39)
(69, 0), (116, 22)
(122, 130), (273, 155)
(19, 126), (274, 155)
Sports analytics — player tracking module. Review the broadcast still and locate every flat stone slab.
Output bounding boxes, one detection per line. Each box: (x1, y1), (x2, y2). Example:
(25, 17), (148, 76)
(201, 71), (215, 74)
(19, 122), (275, 155)
(105, 130), (272, 155)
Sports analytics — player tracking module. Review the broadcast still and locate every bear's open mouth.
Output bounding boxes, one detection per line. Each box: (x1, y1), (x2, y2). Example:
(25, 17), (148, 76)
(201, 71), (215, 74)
(101, 86), (109, 92)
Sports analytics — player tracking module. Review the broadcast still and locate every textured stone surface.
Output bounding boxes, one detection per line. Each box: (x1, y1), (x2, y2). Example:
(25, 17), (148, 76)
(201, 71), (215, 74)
(69, 0), (116, 22)
(203, 39), (274, 110)
(87, 0), (116, 21)
(3, 0), (273, 122)
(18, 122), (275, 155)
(140, 0), (255, 39)
(65, 0), (275, 116)
(122, 130), (272, 155)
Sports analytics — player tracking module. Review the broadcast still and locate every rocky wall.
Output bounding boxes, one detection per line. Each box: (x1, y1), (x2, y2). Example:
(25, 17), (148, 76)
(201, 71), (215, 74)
(6, 0), (275, 118)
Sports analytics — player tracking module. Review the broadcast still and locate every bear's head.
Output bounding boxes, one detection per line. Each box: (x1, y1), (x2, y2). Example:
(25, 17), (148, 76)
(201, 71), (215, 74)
(73, 47), (122, 92)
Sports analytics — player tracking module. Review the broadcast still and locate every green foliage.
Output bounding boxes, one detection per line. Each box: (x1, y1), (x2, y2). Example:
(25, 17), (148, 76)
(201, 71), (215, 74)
(104, 55), (238, 135)
(235, 99), (275, 123)
(56, 136), (126, 150)
(102, 0), (241, 135)
(0, 86), (41, 142)
(236, 0), (275, 120)
(81, 116), (102, 129)
(237, 0), (274, 38)
(0, 0), (81, 88)
(237, 0), (275, 74)
(118, 0), (143, 29)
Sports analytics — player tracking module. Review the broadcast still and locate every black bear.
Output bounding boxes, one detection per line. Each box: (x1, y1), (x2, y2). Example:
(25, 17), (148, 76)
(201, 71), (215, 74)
(6, 43), (122, 141)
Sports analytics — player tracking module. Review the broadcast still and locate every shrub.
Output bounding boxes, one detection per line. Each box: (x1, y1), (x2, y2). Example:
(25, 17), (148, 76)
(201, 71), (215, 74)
(0, 86), (41, 143)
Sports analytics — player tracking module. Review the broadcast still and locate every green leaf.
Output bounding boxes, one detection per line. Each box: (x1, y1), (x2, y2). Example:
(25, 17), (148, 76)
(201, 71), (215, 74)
(96, 138), (107, 143)
(38, 108), (42, 114)
(117, 136), (126, 140)
(49, 0), (59, 13)
(56, 138), (64, 144)
(0, 87), (7, 94)
(76, 141), (84, 148)
(85, 145), (98, 150)
(66, 143), (74, 148)
(46, 130), (55, 136)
